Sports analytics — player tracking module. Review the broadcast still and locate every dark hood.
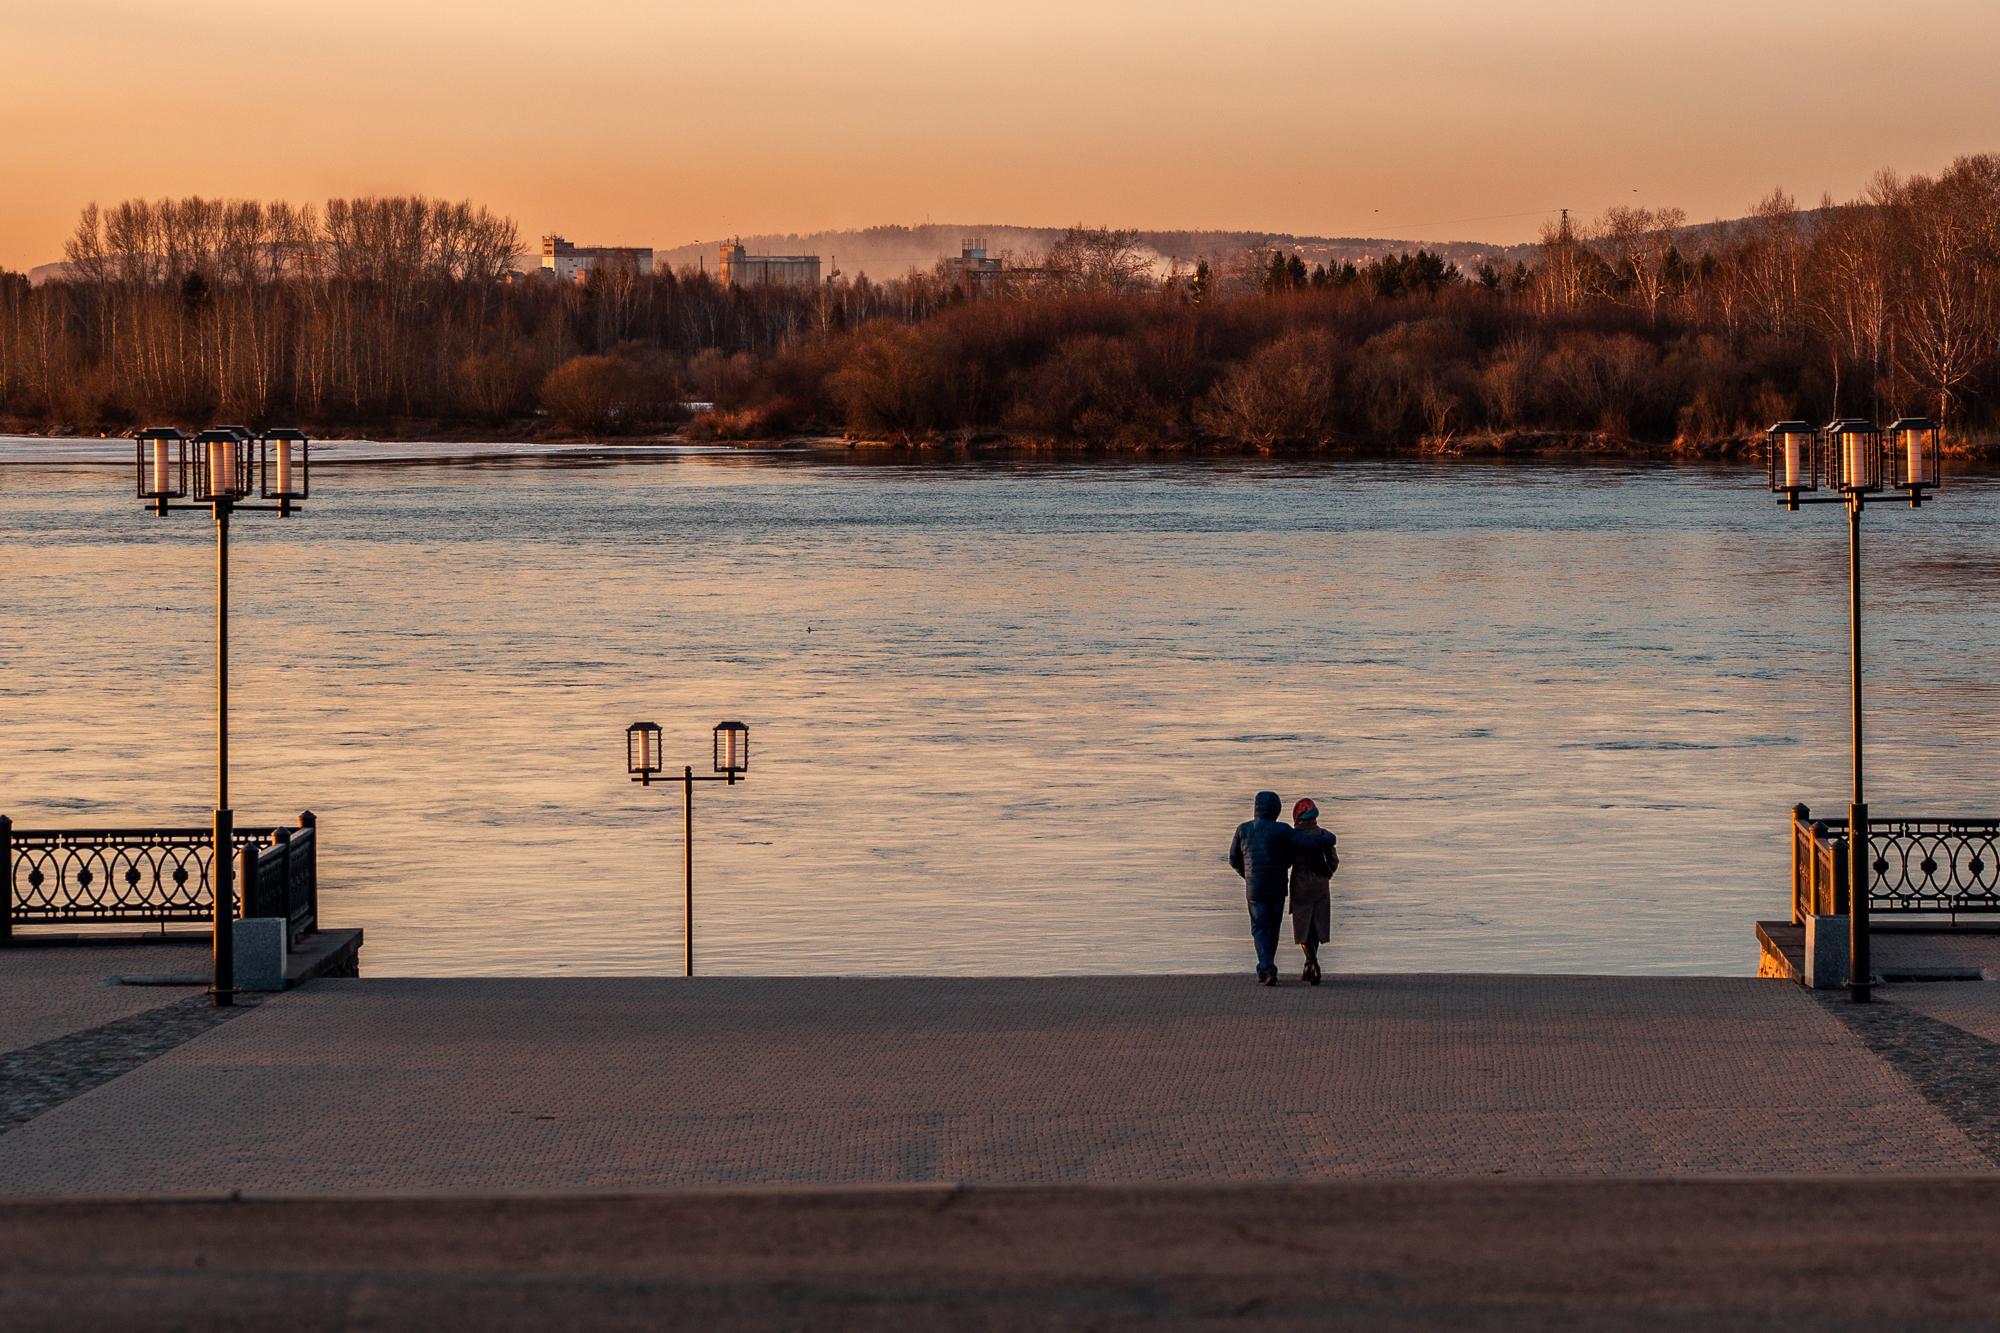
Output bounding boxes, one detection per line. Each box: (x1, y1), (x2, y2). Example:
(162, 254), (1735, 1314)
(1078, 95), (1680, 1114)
(1254, 790), (1281, 820)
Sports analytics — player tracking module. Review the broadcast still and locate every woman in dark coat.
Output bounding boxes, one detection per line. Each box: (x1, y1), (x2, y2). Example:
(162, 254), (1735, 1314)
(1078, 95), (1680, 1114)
(1288, 798), (1338, 984)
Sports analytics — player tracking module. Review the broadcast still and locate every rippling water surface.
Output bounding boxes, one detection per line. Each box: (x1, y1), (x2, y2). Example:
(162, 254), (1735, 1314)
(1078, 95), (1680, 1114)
(2, 442), (1995, 976)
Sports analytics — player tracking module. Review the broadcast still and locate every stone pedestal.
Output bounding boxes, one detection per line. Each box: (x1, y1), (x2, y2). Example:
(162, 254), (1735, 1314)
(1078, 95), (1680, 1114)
(232, 917), (288, 992)
(1804, 914), (1849, 991)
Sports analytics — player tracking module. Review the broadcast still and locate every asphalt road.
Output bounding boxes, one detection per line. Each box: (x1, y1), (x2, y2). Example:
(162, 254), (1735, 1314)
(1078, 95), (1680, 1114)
(4, 1180), (1998, 1330)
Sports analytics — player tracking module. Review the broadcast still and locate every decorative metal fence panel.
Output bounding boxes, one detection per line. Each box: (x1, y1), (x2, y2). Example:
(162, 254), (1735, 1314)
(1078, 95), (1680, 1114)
(1791, 808), (2000, 916)
(1, 814), (314, 936)
(1865, 818), (2000, 913)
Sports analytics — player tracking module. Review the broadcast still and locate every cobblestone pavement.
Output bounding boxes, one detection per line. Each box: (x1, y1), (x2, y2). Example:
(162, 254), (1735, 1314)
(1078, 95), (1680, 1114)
(1873, 978), (2000, 1043)
(1816, 982), (2000, 1164)
(0, 996), (253, 1134)
(0, 974), (1988, 1194)
(0, 943), (209, 1052)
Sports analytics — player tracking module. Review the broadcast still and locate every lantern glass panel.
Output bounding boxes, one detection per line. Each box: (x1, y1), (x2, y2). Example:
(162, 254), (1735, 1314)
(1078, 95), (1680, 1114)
(209, 440), (237, 496)
(1826, 422), (1882, 492)
(713, 722), (748, 776)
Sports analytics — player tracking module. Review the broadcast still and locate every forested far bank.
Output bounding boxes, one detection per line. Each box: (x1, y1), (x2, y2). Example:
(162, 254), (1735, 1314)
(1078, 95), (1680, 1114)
(5, 157), (2000, 454)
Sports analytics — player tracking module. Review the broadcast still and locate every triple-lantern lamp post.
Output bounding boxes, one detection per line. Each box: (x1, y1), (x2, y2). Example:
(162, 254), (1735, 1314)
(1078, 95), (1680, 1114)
(627, 720), (750, 977)
(135, 425), (312, 1006)
(1766, 416), (1940, 1003)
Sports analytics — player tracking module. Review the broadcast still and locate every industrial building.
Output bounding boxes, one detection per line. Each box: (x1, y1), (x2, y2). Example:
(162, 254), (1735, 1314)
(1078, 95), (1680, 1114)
(945, 238), (1005, 297)
(719, 240), (821, 288)
(540, 235), (654, 282)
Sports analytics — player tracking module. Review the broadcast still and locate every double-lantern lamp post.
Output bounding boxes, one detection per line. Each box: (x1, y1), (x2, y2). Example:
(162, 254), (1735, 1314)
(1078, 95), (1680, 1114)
(1767, 416), (1940, 1003)
(136, 425), (312, 1006)
(627, 720), (750, 977)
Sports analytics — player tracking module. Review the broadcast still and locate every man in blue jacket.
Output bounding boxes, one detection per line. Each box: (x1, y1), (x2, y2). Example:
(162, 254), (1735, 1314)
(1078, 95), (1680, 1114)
(1228, 790), (1294, 985)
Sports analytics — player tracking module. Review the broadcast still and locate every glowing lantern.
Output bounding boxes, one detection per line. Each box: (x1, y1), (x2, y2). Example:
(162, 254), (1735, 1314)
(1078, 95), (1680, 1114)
(136, 426), (187, 500)
(713, 721), (749, 780)
(627, 720), (663, 784)
(1823, 419), (1882, 494)
(1765, 421), (1819, 501)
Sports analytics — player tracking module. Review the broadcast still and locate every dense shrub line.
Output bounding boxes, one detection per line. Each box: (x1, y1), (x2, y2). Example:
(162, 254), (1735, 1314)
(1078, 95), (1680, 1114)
(4, 156), (1998, 450)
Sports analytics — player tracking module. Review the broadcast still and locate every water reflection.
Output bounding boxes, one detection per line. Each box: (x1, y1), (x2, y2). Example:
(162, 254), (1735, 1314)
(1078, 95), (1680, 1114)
(1, 448), (1993, 977)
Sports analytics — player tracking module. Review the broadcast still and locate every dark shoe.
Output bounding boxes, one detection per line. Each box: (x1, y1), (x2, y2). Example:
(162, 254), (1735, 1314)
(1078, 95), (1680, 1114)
(1259, 971), (1277, 987)
(1307, 962), (1322, 986)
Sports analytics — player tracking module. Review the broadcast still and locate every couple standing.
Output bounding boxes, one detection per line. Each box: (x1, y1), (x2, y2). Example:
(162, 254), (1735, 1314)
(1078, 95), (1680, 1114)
(1228, 791), (1338, 986)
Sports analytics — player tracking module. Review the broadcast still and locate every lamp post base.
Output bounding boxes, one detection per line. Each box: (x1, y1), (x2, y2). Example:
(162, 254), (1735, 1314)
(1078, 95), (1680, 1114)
(212, 806), (236, 1009)
(1848, 800), (1871, 1005)
(684, 766), (694, 979)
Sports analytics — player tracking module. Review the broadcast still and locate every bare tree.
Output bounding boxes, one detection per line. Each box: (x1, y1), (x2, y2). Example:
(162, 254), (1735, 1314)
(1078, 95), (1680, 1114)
(1804, 192), (1889, 417)
(1597, 206), (1686, 324)
(1740, 189), (1804, 336)
(1889, 160), (1999, 424)
(1532, 211), (1591, 313)
(1039, 226), (1157, 296)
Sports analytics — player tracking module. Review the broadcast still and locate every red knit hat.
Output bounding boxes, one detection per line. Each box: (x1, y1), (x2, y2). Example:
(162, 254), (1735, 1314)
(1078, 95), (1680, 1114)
(1293, 798), (1318, 823)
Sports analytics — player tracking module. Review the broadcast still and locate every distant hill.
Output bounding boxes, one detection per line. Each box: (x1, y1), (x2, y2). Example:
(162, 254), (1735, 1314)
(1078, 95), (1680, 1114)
(653, 224), (1542, 281)
(24, 216), (1767, 287)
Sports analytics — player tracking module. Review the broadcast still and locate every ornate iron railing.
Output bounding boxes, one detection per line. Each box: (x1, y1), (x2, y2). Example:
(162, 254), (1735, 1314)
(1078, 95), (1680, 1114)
(1, 813), (316, 937)
(1791, 805), (1849, 922)
(1792, 804), (2000, 918)
(239, 815), (318, 944)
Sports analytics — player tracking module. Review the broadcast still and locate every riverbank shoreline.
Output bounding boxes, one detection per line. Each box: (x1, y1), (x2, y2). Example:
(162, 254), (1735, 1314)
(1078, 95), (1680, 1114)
(10, 420), (1999, 462)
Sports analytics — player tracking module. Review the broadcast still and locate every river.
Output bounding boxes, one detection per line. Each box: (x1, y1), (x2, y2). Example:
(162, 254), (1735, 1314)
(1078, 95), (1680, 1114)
(2, 441), (1994, 976)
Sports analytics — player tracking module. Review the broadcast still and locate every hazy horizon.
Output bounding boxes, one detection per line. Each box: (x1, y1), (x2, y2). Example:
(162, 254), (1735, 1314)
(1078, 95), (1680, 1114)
(5, 0), (1999, 272)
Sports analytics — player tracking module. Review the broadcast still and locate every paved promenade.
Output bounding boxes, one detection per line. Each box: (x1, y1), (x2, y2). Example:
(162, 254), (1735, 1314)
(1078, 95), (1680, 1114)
(0, 943), (206, 1052)
(2, 957), (1997, 1193)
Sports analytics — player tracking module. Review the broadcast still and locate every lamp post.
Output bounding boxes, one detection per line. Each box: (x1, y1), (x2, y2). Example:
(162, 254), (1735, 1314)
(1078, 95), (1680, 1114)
(627, 720), (750, 977)
(137, 425), (312, 1006)
(1766, 416), (1939, 1003)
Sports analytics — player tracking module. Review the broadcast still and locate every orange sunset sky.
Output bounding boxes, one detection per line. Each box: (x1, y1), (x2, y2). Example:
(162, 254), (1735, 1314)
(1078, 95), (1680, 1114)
(4, 0), (1998, 271)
